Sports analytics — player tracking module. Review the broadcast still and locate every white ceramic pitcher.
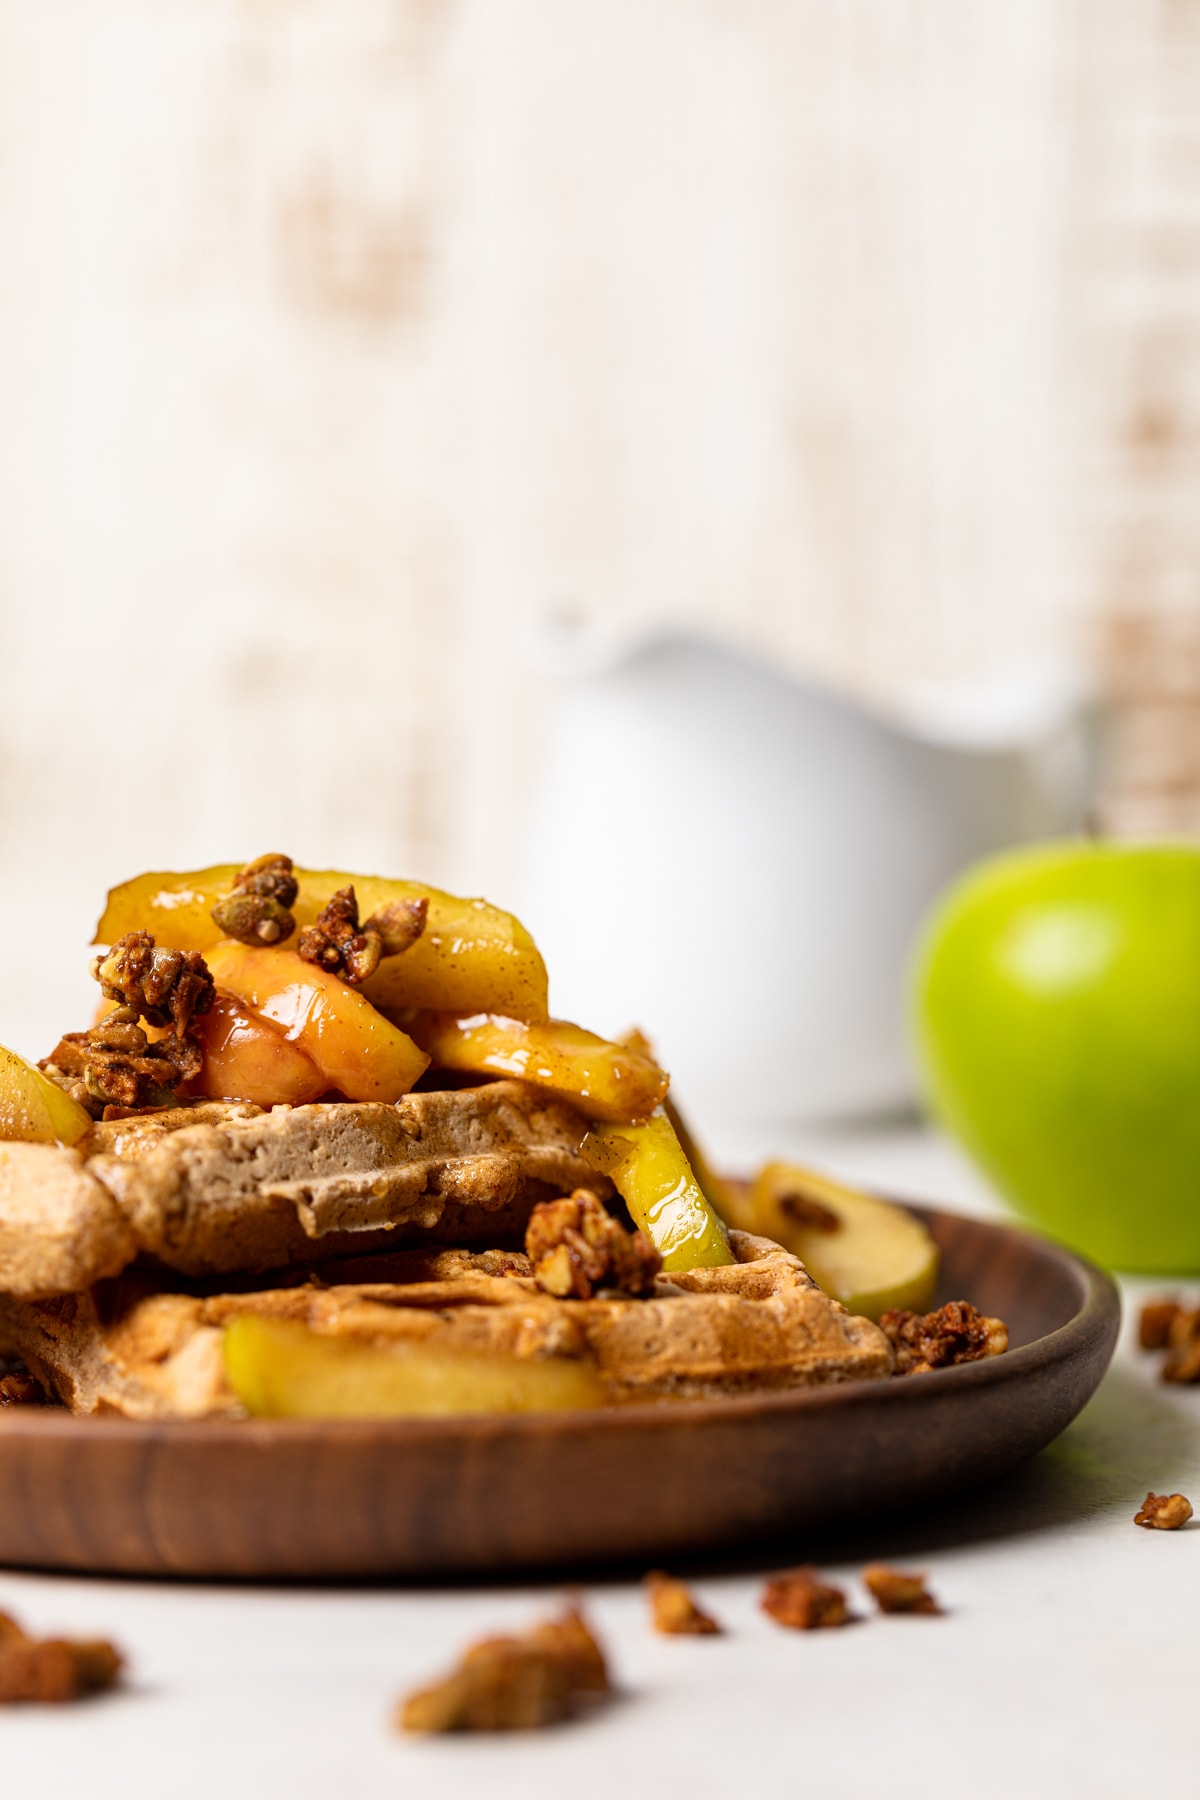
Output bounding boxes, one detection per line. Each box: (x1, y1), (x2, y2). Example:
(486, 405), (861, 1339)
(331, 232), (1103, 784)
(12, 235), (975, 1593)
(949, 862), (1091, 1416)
(511, 624), (1103, 1126)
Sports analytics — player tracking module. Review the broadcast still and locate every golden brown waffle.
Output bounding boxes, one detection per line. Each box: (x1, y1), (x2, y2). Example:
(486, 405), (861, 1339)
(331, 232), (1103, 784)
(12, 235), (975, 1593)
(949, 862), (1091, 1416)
(0, 1234), (892, 1420)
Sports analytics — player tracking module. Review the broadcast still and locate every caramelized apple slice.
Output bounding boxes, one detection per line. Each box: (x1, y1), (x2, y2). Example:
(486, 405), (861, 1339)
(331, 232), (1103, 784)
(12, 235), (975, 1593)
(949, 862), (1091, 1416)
(206, 943), (429, 1104)
(95, 866), (549, 1021)
(581, 1110), (732, 1272)
(408, 1012), (669, 1123)
(224, 1315), (606, 1418)
(0, 1043), (92, 1146)
(747, 1161), (939, 1321)
(190, 994), (329, 1107)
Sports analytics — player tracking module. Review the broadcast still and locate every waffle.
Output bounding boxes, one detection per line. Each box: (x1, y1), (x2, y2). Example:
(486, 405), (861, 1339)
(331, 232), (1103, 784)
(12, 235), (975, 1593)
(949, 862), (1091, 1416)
(0, 1233), (893, 1420)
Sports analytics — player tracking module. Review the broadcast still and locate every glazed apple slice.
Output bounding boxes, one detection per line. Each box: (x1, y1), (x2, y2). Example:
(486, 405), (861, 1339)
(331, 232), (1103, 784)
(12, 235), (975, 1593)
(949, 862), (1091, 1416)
(189, 994), (329, 1107)
(224, 1315), (606, 1417)
(581, 1109), (732, 1272)
(407, 1012), (669, 1123)
(205, 943), (429, 1104)
(95, 866), (550, 1022)
(747, 1161), (938, 1320)
(0, 1043), (92, 1146)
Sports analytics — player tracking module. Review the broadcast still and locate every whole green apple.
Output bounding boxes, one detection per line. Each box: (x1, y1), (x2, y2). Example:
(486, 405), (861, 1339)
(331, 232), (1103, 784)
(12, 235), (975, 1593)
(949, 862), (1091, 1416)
(912, 841), (1200, 1271)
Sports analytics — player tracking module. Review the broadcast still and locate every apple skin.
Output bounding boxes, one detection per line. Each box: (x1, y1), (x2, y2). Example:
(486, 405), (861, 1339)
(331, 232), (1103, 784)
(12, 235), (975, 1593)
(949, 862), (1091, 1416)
(912, 841), (1200, 1271)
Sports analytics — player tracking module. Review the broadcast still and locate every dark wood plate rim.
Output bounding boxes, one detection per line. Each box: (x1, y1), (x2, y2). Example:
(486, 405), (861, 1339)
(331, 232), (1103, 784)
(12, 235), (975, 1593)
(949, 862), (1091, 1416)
(0, 1200), (1120, 1448)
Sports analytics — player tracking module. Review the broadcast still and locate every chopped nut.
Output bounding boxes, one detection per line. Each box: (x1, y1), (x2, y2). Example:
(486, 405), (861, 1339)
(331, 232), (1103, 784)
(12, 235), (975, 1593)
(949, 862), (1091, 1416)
(761, 1568), (850, 1630)
(91, 932), (214, 1038)
(862, 1564), (941, 1615)
(1139, 1299), (1182, 1351)
(778, 1192), (841, 1233)
(525, 1189), (662, 1300)
(43, 1006), (201, 1116)
(397, 1605), (610, 1734)
(645, 1572), (723, 1636)
(211, 853), (299, 946)
(880, 1300), (1008, 1375)
(297, 886), (428, 986)
(0, 1610), (123, 1704)
(1134, 1491), (1193, 1530)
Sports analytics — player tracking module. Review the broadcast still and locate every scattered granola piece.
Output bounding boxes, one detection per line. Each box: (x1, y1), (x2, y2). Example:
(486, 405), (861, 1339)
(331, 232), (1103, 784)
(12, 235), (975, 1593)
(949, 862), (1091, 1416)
(1139, 1299), (1182, 1352)
(526, 1189), (662, 1300)
(645, 1572), (723, 1636)
(298, 886), (428, 986)
(0, 1610), (123, 1704)
(91, 932), (214, 1038)
(397, 1604), (610, 1734)
(1160, 1308), (1200, 1384)
(862, 1564), (941, 1615)
(880, 1300), (1008, 1375)
(1134, 1491), (1193, 1530)
(778, 1192), (841, 1233)
(761, 1568), (850, 1630)
(211, 853), (300, 946)
(43, 1006), (202, 1117)
(0, 1370), (45, 1406)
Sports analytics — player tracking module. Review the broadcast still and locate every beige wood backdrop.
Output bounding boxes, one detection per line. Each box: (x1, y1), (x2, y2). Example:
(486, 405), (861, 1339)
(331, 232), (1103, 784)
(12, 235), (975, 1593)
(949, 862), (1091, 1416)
(0, 0), (1190, 1047)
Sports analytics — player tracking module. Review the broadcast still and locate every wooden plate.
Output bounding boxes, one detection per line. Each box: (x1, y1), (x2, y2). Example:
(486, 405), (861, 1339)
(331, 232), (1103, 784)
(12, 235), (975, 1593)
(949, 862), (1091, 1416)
(0, 1203), (1119, 1579)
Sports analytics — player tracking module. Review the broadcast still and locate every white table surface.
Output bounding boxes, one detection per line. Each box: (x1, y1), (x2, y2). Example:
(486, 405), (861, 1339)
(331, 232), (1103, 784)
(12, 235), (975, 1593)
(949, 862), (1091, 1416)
(2, 1121), (1193, 1800)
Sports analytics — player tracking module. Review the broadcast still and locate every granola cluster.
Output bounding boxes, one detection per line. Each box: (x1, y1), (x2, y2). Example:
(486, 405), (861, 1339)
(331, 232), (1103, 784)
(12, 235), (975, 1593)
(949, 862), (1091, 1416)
(1134, 1491), (1193, 1531)
(881, 1299), (1008, 1375)
(525, 1189), (662, 1300)
(297, 886), (428, 986)
(40, 930), (216, 1117)
(210, 853), (299, 947)
(399, 1606), (609, 1733)
(761, 1568), (850, 1630)
(1138, 1297), (1200, 1383)
(0, 1610), (123, 1705)
(645, 1573), (723, 1636)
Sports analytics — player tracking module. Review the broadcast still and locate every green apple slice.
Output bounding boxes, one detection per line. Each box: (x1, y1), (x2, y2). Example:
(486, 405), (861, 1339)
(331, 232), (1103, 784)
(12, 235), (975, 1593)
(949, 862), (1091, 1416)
(749, 1162), (938, 1321)
(224, 1315), (606, 1418)
(0, 1043), (92, 1147)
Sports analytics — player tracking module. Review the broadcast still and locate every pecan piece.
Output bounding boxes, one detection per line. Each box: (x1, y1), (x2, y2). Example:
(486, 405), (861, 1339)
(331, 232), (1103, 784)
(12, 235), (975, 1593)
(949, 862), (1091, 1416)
(761, 1568), (850, 1630)
(880, 1300), (1008, 1375)
(397, 1605), (609, 1734)
(645, 1572), (723, 1636)
(1139, 1299), (1182, 1352)
(863, 1564), (941, 1615)
(297, 886), (428, 986)
(91, 931), (214, 1037)
(0, 1370), (45, 1406)
(211, 853), (300, 946)
(0, 1610), (123, 1704)
(525, 1189), (662, 1300)
(1134, 1491), (1193, 1530)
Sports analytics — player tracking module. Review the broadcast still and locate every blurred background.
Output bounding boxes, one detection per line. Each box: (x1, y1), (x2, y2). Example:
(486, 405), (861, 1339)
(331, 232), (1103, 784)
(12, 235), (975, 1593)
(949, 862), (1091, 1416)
(2, 0), (1199, 1114)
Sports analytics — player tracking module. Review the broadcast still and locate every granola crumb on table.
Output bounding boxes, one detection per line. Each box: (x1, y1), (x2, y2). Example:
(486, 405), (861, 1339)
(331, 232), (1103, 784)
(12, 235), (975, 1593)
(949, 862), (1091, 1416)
(1138, 1299), (1182, 1352)
(526, 1189), (662, 1300)
(761, 1568), (850, 1630)
(880, 1300), (1008, 1375)
(645, 1572), (723, 1636)
(398, 1605), (610, 1733)
(0, 1611), (123, 1704)
(1134, 1491), (1193, 1530)
(862, 1564), (941, 1615)
(1157, 1308), (1200, 1383)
